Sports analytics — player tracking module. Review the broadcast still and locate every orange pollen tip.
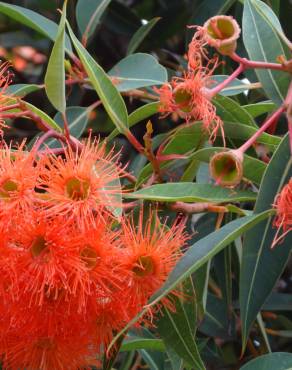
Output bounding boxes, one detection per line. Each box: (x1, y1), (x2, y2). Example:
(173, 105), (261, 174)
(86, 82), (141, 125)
(0, 179), (18, 199)
(80, 245), (99, 270)
(65, 177), (90, 201)
(132, 255), (155, 277)
(31, 235), (48, 258)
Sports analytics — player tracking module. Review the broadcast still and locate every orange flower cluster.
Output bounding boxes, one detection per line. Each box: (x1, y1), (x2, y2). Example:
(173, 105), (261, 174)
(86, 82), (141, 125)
(0, 139), (186, 369)
(273, 178), (292, 247)
(155, 24), (223, 141)
(0, 62), (13, 136)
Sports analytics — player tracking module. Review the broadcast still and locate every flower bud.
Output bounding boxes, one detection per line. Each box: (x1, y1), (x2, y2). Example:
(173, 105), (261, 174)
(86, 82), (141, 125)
(209, 150), (243, 187)
(203, 15), (241, 55)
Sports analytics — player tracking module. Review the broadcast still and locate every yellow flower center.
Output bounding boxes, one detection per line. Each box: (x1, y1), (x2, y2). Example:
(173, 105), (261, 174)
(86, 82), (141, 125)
(0, 179), (18, 199)
(35, 337), (55, 350)
(132, 255), (154, 277)
(173, 87), (193, 113)
(65, 177), (90, 201)
(80, 245), (99, 270)
(31, 235), (48, 258)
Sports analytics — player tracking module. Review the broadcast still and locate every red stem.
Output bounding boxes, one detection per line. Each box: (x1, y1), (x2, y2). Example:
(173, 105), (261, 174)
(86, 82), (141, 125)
(230, 52), (286, 71)
(285, 80), (292, 154)
(235, 105), (286, 155)
(125, 130), (145, 154)
(32, 130), (62, 152)
(207, 63), (245, 98)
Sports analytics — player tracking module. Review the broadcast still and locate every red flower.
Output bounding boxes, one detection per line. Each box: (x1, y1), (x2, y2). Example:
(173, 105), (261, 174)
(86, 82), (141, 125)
(0, 62), (13, 135)
(38, 138), (123, 228)
(156, 67), (223, 141)
(0, 141), (39, 220)
(2, 326), (99, 370)
(12, 213), (85, 307)
(273, 179), (292, 247)
(120, 210), (186, 316)
(70, 219), (126, 313)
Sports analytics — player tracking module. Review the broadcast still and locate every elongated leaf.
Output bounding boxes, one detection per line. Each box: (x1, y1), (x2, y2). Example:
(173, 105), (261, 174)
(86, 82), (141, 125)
(107, 102), (158, 142)
(139, 350), (165, 370)
(150, 211), (271, 307)
(214, 95), (256, 127)
(243, 0), (289, 106)
(158, 280), (205, 370)
(200, 294), (234, 339)
(29, 106), (89, 150)
(240, 134), (292, 350)
(76, 0), (111, 43)
(45, 1), (67, 113)
(108, 211), (271, 352)
(6, 84), (41, 97)
(127, 17), (160, 55)
(250, 0), (292, 49)
(240, 352), (292, 370)
(263, 293), (292, 311)
(108, 53), (167, 91)
(54, 107), (88, 138)
(124, 183), (256, 203)
(243, 101), (276, 118)
(67, 23), (128, 133)
(120, 338), (165, 352)
(12, 102), (61, 132)
(211, 75), (248, 96)
(0, 2), (72, 53)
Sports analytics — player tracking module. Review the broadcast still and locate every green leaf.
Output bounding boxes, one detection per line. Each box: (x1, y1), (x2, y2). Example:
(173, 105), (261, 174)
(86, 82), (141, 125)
(249, 0), (292, 49)
(158, 280), (205, 370)
(211, 75), (248, 96)
(120, 338), (165, 352)
(108, 211), (271, 353)
(0, 2), (72, 54)
(67, 22), (128, 133)
(263, 293), (292, 311)
(243, 0), (289, 106)
(150, 211), (271, 307)
(54, 107), (88, 138)
(108, 53), (167, 91)
(45, 0), (67, 113)
(29, 106), (89, 150)
(107, 102), (158, 142)
(240, 134), (292, 350)
(127, 17), (161, 55)
(240, 352), (292, 370)
(124, 183), (257, 203)
(6, 84), (41, 97)
(139, 350), (165, 370)
(76, 0), (111, 44)
(214, 95), (256, 127)
(200, 294), (234, 339)
(243, 101), (276, 118)
(17, 102), (61, 133)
